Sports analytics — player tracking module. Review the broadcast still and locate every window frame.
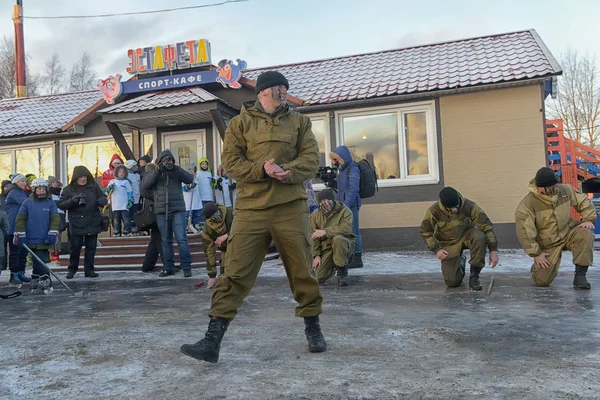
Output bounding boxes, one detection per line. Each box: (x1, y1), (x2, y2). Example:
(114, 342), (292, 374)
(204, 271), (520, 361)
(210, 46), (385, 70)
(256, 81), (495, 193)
(0, 141), (56, 179)
(60, 134), (132, 184)
(306, 112), (331, 191)
(140, 128), (157, 160)
(335, 101), (439, 187)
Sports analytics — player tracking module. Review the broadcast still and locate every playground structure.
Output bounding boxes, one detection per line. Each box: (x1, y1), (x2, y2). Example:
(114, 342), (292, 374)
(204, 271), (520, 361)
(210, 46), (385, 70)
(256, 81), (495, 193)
(547, 119), (600, 187)
(546, 119), (600, 235)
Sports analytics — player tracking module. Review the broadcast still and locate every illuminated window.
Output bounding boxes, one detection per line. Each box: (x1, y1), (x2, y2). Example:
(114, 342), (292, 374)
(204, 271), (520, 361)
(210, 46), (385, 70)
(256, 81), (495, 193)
(65, 140), (124, 184)
(0, 152), (12, 180)
(337, 102), (439, 186)
(15, 146), (54, 178)
(142, 133), (154, 158)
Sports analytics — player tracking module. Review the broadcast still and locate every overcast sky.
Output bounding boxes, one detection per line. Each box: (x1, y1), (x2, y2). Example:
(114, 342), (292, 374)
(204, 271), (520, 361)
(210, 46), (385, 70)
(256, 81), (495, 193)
(0, 0), (598, 83)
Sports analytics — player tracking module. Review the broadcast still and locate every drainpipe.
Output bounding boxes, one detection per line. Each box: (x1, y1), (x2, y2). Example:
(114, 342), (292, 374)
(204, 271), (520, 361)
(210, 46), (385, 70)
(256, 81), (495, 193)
(13, 0), (26, 98)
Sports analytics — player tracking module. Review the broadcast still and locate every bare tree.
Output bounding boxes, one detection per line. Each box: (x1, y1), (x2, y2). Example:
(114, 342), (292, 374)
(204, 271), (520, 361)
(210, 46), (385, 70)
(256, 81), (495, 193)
(548, 49), (600, 147)
(0, 36), (16, 99)
(0, 36), (42, 98)
(42, 53), (65, 94)
(69, 51), (97, 91)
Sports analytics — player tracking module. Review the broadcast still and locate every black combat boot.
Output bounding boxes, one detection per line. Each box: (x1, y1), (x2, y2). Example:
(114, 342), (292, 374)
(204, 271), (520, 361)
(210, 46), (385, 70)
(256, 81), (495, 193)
(573, 265), (591, 290)
(347, 252), (363, 269)
(469, 266), (483, 291)
(180, 317), (230, 363)
(336, 266), (348, 286)
(304, 316), (327, 353)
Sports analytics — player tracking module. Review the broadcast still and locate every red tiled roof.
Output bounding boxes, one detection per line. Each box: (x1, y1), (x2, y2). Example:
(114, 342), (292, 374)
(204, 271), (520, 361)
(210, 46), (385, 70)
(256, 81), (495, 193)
(0, 90), (104, 138)
(99, 87), (228, 114)
(244, 29), (562, 105)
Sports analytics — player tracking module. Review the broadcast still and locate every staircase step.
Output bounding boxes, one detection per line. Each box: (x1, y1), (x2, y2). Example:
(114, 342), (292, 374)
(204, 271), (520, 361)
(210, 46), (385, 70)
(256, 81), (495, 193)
(50, 252), (280, 272)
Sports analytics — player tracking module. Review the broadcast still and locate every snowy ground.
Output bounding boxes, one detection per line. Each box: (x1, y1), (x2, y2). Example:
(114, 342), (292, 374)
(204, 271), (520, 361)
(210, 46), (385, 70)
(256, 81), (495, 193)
(0, 250), (599, 399)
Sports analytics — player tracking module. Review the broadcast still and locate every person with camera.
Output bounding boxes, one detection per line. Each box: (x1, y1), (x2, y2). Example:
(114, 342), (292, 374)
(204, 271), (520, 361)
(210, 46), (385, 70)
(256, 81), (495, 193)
(57, 166), (108, 279)
(311, 189), (355, 286)
(180, 71), (326, 364)
(200, 202), (233, 289)
(329, 146), (363, 269)
(140, 150), (195, 277)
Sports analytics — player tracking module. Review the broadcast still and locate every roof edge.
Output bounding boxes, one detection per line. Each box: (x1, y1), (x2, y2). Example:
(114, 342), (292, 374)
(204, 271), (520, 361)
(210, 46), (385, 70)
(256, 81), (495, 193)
(529, 29), (563, 75)
(0, 89), (99, 103)
(245, 29), (537, 73)
(61, 98), (107, 131)
(298, 78), (547, 112)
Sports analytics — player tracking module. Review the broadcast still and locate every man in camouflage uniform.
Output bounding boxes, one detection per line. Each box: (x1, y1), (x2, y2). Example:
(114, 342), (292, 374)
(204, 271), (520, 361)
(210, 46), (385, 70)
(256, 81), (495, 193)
(420, 187), (499, 290)
(180, 71), (325, 363)
(200, 202), (233, 289)
(515, 167), (595, 289)
(311, 189), (355, 286)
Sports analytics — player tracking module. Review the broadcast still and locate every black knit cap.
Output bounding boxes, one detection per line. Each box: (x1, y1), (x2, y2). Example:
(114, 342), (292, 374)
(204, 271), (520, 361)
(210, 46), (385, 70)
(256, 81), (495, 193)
(202, 202), (219, 219)
(535, 167), (559, 187)
(255, 71), (289, 94)
(439, 187), (460, 208)
(317, 189), (335, 202)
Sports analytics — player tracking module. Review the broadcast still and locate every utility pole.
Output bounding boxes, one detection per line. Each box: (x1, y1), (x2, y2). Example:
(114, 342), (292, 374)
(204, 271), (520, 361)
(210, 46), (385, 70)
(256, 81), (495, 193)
(13, 0), (26, 98)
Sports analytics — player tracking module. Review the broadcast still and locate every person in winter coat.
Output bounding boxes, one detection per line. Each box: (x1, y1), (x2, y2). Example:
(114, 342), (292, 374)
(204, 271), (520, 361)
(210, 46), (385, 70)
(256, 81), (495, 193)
(304, 180), (318, 213)
(329, 146), (363, 268)
(106, 165), (134, 236)
(200, 202), (233, 289)
(48, 176), (66, 262)
(138, 155), (151, 175)
(0, 179), (11, 273)
(196, 157), (215, 223)
(141, 150), (195, 277)
(0, 179), (12, 211)
(125, 160), (141, 233)
(420, 187), (499, 291)
(515, 167), (596, 289)
(100, 153), (124, 188)
(139, 163), (163, 273)
(57, 166), (108, 279)
(5, 173), (32, 286)
(183, 164), (202, 231)
(212, 164), (233, 210)
(180, 71), (325, 363)
(0, 209), (8, 275)
(14, 179), (60, 294)
(310, 189), (355, 286)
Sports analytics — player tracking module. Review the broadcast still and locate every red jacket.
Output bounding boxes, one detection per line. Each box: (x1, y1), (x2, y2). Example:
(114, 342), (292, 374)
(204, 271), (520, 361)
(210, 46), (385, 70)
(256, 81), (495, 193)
(100, 154), (124, 187)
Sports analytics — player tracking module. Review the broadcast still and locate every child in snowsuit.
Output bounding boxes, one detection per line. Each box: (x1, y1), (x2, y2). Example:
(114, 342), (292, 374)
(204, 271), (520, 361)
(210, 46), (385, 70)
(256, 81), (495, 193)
(101, 153), (124, 188)
(183, 164), (203, 231)
(106, 165), (133, 236)
(14, 178), (60, 294)
(196, 157), (214, 224)
(212, 164), (233, 210)
(125, 160), (141, 234)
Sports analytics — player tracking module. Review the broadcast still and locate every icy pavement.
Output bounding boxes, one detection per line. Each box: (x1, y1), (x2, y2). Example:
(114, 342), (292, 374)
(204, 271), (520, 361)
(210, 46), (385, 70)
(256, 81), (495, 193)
(0, 249), (599, 399)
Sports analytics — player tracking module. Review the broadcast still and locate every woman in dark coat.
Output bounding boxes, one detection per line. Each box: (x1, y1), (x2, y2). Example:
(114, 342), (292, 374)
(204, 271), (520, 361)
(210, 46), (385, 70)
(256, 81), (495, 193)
(57, 166), (107, 279)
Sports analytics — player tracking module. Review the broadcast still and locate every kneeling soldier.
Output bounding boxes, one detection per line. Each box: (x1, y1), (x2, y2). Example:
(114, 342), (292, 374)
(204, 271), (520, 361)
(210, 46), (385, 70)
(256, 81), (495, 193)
(201, 202), (233, 289)
(515, 167), (595, 289)
(420, 187), (499, 290)
(310, 189), (355, 286)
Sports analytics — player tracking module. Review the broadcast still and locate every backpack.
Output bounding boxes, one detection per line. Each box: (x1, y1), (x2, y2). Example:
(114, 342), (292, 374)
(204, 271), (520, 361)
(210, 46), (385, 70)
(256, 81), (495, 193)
(348, 159), (378, 199)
